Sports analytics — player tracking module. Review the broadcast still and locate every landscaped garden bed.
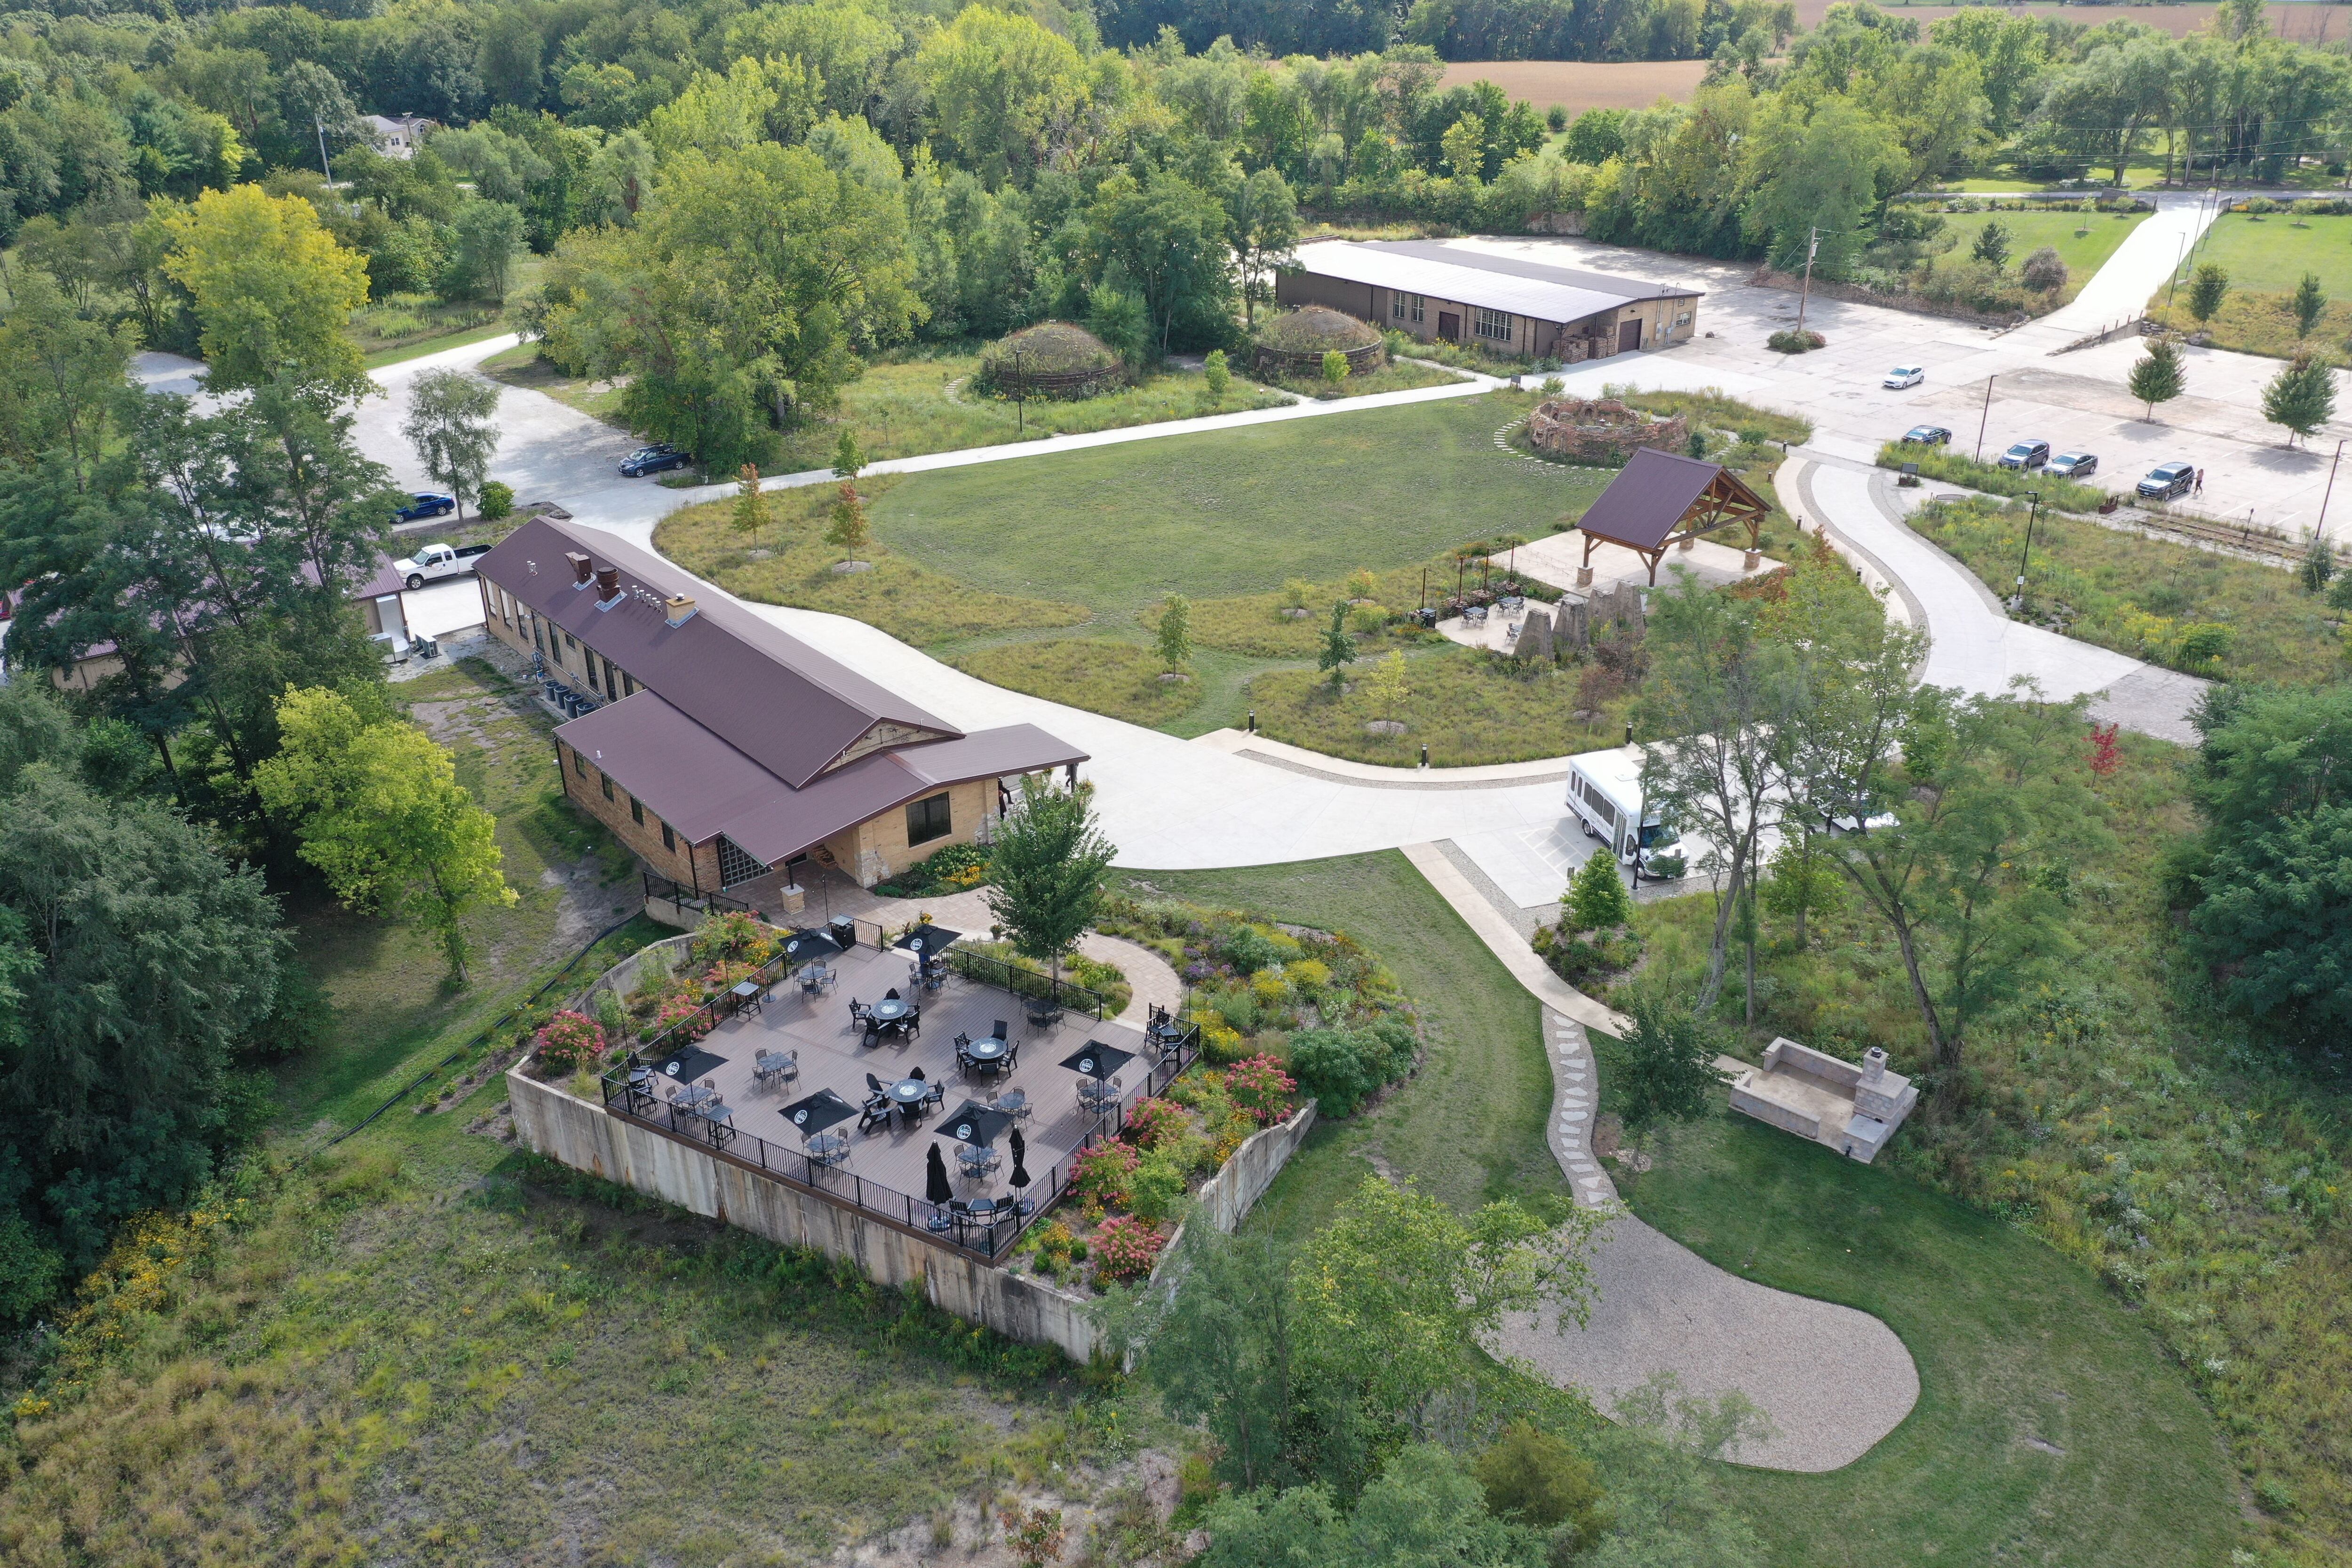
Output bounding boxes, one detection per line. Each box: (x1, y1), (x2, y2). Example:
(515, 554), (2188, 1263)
(530, 910), (789, 1090)
(1003, 894), (1425, 1291)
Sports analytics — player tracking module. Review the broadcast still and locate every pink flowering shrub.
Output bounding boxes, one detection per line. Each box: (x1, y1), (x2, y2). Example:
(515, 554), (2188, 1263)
(1072, 1141), (1141, 1210)
(536, 1010), (606, 1073)
(1091, 1216), (1166, 1283)
(1224, 1054), (1296, 1124)
(651, 994), (713, 1044)
(1124, 1097), (1188, 1151)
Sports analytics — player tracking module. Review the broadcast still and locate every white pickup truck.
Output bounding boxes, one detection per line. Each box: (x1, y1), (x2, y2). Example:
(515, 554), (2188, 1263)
(391, 542), (492, 589)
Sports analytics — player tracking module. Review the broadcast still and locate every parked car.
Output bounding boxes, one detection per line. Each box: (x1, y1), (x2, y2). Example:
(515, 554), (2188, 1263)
(393, 492), (456, 523)
(391, 541), (492, 589)
(1883, 365), (1925, 390)
(2046, 451), (2098, 479)
(620, 444), (690, 478)
(1997, 439), (2050, 471)
(2138, 460), (2195, 500)
(1901, 424), (1953, 446)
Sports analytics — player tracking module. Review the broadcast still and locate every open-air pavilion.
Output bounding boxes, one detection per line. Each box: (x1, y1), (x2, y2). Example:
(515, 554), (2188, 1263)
(1573, 449), (1772, 587)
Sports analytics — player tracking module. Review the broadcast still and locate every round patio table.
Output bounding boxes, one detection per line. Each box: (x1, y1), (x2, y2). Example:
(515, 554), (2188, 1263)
(887, 1077), (929, 1107)
(868, 998), (911, 1024)
(964, 1036), (1008, 1066)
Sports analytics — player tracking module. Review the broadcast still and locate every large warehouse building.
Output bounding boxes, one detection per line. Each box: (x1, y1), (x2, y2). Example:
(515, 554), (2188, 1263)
(1274, 240), (1702, 363)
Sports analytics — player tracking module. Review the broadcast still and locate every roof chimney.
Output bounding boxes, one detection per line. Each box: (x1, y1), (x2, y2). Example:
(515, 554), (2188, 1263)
(594, 565), (621, 603)
(566, 551), (592, 587)
(663, 594), (697, 627)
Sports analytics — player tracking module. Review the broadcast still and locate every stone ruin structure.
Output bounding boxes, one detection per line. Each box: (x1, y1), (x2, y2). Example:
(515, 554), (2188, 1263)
(1519, 580), (1645, 662)
(1526, 396), (1690, 466)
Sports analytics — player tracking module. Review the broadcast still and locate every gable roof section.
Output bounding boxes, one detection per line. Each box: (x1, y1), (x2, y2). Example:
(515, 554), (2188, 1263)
(1288, 241), (1700, 325)
(477, 517), (957, 789)
(1577, 448), (1739, 552)
(1371, 241), (1704, 304)
(556, 690), (1085, 864)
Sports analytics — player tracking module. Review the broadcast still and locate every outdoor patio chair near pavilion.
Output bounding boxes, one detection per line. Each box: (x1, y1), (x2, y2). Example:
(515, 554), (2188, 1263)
(858, 1099), (893, 1135)
(780, 1088), (858, 1164)
(849, 998), (870, 1025)
(991, 1088), (1031, 1122)
(754, 1047), (798, 1088)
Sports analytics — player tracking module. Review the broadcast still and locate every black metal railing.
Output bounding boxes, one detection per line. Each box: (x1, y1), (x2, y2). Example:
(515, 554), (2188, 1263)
(642, 870), (751, 918)
(943, 948), (1107, 1024)
(593, 1010), (1202, 1262)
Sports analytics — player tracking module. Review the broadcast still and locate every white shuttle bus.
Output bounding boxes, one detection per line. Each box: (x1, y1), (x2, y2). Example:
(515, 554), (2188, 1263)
(1566, 746), (1676, 867)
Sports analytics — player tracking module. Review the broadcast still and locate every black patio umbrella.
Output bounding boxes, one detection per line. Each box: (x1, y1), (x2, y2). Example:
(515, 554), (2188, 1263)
(779, 1087), (857, 1139)
(1058, 1042), (1136, 1082)
(893, 925), (963, 959)
(925, 1142), (954, 1205)
(780, 928), (843, 965)
(943, 1100), (1014, 1148)
(1007, 1127), (1030, 1191)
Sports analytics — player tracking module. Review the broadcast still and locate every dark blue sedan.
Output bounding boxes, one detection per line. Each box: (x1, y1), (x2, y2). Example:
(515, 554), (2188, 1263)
(393, 492), (456, 523)
(620, 445), (691, 478)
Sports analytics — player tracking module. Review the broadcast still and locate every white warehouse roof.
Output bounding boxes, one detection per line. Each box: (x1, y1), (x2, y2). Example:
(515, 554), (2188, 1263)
(1287, 241), (1701, 326)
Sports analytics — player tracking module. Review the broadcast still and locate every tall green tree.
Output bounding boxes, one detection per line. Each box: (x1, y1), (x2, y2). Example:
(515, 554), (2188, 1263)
(1319, 600), (1356, 692)
(0, 267), (138, 492)
(1565, 848), (1635, 934)
(254, 687), (516, 982)
(985, 772), (1115, 988)
(2187, 262), (2229, 325)
(1229, 166), (1299, 329)
(161, 183), (371, 401)
(1613, 992), (1722, 1149)
(2128, 338), (2185, 421)
(1157, 593), (1194, 674)
(401, 369), (503, 519)
(1086, 169), (1237, 356)
(2293, 271), (2327, 339)
(2262, 354), (2336, 447)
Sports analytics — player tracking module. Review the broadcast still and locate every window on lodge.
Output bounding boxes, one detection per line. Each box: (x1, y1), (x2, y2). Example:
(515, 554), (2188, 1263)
(1474, 307), (1514, 342)
(629, 795), (643, 826)
(600, 772), (614, 802)
(660, 821), (675, 851)
(906, 791), (952, 846)
(572, 748), (586, 777)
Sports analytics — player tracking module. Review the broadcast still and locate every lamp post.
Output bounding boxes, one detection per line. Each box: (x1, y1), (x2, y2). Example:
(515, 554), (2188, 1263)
(1793, 227), (1820, 336)
(2010, 490), (2042, 614)
(1974, 373), (1995, 462)
(2320, 439), (2346, 543)
(1012, 347), (1025, 436)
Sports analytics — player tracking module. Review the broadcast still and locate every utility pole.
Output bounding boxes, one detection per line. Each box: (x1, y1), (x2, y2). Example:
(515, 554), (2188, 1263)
(2164, 231), (2189, 314)
(2322, 439), (2347, 541)
(315, 114), (334, 184)
(1013, 348), (1025, 436)
(2010, 490), (2042, 614)
(1793, 227), (1820, 336)
(1974, 374), (1995, 462)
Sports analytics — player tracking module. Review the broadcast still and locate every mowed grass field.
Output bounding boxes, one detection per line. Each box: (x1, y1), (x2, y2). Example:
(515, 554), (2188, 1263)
(867, 391), (1606, 621)
(1949, 207), (2150, 280)
(1147, 852), (2242, 1568)
(2182, 211), (2352, 296)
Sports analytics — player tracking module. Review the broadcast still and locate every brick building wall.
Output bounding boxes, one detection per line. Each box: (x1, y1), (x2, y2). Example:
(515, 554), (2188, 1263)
(816, 776), (996, 887)
(556, 738), (713, 888)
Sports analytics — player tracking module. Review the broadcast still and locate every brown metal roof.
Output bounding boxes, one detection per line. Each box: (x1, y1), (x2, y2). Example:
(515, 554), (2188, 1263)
(477, 517), (957, 788)
(1576, 448), (1732, 552)
(556, 691), (1086, 864)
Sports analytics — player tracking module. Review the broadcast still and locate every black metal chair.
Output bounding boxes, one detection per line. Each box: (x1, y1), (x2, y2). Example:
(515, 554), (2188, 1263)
(991, 1020), (1009, 1043)
(754, 1047), (798, 1089)
(857, 1100), (892, 1135)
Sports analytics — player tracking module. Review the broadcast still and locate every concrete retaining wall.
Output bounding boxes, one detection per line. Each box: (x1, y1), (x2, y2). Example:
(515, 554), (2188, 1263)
(506, 1070), (1315, 1362)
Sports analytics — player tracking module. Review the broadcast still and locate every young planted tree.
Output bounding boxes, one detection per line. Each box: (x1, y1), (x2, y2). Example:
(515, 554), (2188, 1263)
(825, 482), (872, 563)
(2262, 354), (2336, 448)
(1366, 649), (1410, 720)
(401, 369), (503, 520)
(2294, 271), (2328, 339)
(832, 429), (865, 479)
(1971, 219), (2011, 269)
(1156, 593), (1193, 674)
(1203, 349), (1231, 398)
(732, 462), (767, 545)
(2128, 338), (2185, 420)
(984, 772), (1114, 989)
(1760, 830), (1842, 949)
(1613, 992), (1723, 1157)
(1319, 601), (1357, 692)
(2186, 262), (2229, 325)
(1565, 848), (1635, 935)
(1320, 350), (1349, 388)
(254, 687), (516, 982)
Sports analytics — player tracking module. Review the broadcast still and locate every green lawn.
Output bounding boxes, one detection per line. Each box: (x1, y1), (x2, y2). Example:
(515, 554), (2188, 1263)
(1625, 1114), (2239, 1568)
(1939, 207), (2150, 285)
(1143, 853), (2244, 1568)
(2180, 211), (2352, 296)
(869, 392), (1607, 624)
(1246, 644), (1635, 766)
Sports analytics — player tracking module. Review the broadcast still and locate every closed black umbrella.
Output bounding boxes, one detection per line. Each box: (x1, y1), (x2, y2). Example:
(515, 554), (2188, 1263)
(1007, 1127), (1030, 1190)
(925, 1142), (953, 1206)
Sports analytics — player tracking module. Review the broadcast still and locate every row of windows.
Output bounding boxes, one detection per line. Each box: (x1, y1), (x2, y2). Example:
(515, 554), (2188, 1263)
(492, 582), (640, 701)
(1390, 292), (1426, 325)
(572, 746), (675, 851)
(1474, 307), (1514, 342)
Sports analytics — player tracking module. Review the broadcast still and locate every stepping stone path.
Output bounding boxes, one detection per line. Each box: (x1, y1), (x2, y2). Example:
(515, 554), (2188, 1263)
(1544, 1005), (1619, 1210)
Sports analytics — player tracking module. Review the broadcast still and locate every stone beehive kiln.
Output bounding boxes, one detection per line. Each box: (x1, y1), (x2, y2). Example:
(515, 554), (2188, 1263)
(1527, 396), (1689, 465)
(1254, 306), (1386, 378)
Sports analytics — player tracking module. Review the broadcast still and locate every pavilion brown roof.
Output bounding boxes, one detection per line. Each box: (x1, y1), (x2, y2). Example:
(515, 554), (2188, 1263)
(1577, 448), (1733, 552)
(477, 517), (957, 789)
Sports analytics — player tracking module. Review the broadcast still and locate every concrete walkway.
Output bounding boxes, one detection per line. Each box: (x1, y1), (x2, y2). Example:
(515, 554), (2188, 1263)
(1788, 452), (2209, 743)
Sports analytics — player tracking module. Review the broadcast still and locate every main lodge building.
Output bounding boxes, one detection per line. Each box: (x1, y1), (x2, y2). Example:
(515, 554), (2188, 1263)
(474, 518), (1087, 897)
